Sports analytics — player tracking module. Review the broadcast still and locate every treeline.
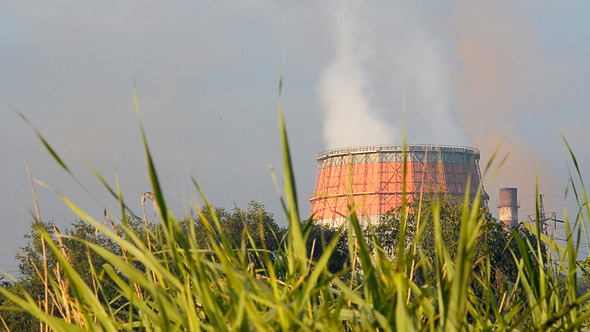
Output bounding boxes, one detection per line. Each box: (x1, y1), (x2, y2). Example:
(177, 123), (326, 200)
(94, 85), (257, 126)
(0, 201), (281, 330)
(0, 197), (551, 330)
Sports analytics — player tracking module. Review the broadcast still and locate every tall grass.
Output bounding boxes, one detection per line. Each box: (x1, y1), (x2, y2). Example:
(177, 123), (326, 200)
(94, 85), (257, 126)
(1, 80), (590, 330)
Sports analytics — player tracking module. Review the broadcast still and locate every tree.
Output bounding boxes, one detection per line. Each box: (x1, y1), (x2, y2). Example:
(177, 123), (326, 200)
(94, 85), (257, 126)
(1, 219), (135, 331)
(367, 196), (546, 292)
(369, 196), (469, 261)
(186, 201), (286, 252)
(304, 222), (349, 274)
(0, 201), (285, 331)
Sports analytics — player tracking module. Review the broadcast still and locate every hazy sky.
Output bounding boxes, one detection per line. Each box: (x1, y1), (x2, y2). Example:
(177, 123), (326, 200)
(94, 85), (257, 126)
(2, 1), (590, 274)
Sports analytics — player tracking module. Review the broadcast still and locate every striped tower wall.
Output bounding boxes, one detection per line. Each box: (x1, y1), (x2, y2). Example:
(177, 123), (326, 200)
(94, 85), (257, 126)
(309, 145), (488, 228)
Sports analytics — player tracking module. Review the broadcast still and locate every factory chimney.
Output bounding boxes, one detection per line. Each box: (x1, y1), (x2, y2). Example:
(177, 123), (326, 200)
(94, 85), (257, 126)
(498, 188), (519, 228)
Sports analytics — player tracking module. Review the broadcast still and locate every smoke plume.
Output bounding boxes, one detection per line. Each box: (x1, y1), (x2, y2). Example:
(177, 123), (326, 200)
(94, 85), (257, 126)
(451, 1), (564, 218)
(316, 1), (467, 149)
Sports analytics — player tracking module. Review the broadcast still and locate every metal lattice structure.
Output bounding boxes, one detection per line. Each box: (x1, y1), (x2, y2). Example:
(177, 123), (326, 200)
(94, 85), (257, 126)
(309, 145), (488, 227)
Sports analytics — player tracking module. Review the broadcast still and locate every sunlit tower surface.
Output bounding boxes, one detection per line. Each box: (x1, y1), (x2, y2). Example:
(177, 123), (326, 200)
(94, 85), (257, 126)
(498, 188), (519, 228)
(309, 145), (488, 227)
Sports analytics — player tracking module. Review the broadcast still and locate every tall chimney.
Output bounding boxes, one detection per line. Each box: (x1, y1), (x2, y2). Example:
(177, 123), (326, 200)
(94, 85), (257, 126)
(498, 188), (519, 228)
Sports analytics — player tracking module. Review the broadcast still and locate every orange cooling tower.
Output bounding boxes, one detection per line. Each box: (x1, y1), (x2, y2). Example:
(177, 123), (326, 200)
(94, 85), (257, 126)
(309, 145), (488, 227)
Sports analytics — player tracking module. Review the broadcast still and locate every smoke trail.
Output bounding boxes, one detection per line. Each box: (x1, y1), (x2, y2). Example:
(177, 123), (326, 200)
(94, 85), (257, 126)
(316, 1), (467, 149)
(451, 1), (563, 218)
(315, 2), (393, 149)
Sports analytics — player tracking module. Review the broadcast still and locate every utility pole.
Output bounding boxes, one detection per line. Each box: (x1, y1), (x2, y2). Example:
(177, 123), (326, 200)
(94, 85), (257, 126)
(527, 194), (564, 237)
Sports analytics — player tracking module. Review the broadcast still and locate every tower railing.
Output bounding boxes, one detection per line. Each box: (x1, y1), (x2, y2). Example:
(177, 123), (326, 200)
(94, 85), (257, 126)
(318, 144), (479, 160)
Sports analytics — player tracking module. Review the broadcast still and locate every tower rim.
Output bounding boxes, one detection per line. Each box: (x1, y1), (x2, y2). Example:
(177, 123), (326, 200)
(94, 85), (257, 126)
(318, 144), (480, 161)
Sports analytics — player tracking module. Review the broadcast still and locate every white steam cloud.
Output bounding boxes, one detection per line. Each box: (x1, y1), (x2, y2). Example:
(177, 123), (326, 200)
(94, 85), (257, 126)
(317, 1), (467, 149)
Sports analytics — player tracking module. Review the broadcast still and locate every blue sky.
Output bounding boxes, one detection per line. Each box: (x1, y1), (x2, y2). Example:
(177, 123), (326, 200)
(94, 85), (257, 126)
(2, 1), (590, 274)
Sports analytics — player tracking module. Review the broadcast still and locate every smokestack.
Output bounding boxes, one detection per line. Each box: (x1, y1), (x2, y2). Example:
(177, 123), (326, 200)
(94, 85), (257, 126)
(498, 188), (519, 228)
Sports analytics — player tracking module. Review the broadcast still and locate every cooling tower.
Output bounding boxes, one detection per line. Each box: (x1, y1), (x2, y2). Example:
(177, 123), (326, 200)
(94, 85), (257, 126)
(309, 145), (488, 227)
(498, 188), (519, 228)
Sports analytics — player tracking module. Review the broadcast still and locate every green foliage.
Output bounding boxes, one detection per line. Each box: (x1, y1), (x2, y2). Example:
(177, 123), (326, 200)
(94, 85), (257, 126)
(580, 255), (590, 284)
(371, 196), (546, 292)
(1, 220), (127, 331)
(2, 88), (590, 330)
(1, 203), (284, 331)
(304, 222), (349, 274)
